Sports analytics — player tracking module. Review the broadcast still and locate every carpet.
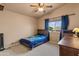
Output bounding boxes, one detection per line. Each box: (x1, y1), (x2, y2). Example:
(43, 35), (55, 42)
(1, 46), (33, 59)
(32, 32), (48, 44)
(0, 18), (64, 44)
(0, 42), (59, 56)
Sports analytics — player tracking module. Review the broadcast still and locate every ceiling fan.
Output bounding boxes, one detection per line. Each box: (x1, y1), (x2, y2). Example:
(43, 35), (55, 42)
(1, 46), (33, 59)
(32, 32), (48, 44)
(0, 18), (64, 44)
(30, 3), (53, 13)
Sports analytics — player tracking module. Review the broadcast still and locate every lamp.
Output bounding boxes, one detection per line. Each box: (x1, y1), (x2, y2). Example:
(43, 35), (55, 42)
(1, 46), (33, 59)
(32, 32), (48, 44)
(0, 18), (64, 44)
(73, 28), (79, 37)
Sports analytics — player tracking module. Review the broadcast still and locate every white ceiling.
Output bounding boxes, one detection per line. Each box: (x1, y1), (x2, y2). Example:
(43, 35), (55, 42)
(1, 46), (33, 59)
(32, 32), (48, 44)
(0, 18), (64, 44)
(2, 3), (64, 18)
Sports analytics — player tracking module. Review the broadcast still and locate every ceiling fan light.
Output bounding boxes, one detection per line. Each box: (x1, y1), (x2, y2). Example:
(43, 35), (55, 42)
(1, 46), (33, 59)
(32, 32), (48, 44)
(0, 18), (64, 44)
(38, 8), (44, 12)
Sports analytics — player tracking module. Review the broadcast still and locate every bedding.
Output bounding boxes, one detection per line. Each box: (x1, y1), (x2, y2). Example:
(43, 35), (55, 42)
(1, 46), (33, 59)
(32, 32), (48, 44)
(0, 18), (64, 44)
(19, 34), (48, 48)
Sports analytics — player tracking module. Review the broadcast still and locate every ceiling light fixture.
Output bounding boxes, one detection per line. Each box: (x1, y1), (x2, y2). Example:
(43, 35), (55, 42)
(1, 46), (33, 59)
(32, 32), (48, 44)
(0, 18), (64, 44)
(30, 3), (53, 13)
(38, 7), (44, 12)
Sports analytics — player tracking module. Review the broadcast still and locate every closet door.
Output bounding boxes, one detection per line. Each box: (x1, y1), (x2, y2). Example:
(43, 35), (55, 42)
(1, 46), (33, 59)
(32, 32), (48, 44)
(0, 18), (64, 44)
(0, 33), (4, 51)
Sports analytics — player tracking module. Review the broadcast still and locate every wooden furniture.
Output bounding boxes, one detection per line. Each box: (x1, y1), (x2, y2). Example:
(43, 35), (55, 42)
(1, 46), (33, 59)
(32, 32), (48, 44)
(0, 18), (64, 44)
(0, 33), (4, 51)
(19, 29), (49, 49)
(50, 31), (60, 44)
(38, 29), (49, 40)
(58, 34), (79, 56)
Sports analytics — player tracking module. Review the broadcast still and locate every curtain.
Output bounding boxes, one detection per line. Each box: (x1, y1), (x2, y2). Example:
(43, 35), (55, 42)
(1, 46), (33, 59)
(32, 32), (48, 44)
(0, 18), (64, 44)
(45, 18), (50, 41)
(45, 19), (49, 30)
(59, 15), (69, 40)
(61, 15), (69, 30)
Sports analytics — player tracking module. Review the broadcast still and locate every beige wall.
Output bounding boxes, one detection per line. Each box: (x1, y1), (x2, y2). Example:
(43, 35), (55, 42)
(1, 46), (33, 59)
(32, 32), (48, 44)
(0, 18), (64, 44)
(38, 4), (79, 30)
(1, 4), (79, 48)
(0, 10), (37, 48)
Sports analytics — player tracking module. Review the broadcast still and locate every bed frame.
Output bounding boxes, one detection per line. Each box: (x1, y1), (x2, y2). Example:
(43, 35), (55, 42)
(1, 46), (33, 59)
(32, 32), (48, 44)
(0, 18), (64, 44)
(37, 29), (49, 40)
(19, 29), (49, 49)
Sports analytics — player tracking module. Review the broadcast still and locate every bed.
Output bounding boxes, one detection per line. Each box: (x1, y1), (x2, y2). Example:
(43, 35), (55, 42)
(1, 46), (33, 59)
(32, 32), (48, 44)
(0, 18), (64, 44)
(19, 29), (49, 49)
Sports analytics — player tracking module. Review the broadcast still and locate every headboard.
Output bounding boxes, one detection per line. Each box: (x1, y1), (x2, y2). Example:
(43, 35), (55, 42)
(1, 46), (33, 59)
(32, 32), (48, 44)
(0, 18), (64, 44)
(37, 29), (49, 38)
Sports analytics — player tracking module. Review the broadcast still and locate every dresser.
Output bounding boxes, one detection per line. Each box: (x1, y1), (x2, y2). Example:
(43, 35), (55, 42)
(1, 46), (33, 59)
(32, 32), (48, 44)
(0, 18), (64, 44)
(50, 31), (60, 44)
(58, 34), (79, 56)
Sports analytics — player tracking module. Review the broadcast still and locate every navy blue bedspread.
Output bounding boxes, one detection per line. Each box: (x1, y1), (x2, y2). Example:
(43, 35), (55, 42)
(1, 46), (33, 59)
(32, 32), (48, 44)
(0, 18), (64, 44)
(19, 35), (48, 48)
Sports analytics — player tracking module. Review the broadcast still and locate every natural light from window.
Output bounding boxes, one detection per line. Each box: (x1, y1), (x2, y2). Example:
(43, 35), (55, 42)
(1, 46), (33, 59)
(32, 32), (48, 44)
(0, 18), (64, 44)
(48, 20), (61, 31)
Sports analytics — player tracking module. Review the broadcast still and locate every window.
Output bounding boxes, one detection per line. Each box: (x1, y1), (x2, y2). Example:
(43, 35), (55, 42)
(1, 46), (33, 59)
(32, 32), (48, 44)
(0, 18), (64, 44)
(48, 20), (61, 31)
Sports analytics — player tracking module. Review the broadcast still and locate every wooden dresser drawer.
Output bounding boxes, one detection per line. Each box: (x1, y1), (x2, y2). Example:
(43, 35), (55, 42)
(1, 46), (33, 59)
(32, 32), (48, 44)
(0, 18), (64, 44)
(74, 49), (79, 56)
(60, 45), (75, 56)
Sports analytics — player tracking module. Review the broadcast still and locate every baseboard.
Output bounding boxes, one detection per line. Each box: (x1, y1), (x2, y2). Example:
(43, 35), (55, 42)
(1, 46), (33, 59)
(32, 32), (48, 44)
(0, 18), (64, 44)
(5, 41), (20, 50)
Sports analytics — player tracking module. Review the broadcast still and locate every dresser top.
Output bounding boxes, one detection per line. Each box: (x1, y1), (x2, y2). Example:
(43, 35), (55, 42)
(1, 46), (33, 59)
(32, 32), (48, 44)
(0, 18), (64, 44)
(58, 34), (79, 49)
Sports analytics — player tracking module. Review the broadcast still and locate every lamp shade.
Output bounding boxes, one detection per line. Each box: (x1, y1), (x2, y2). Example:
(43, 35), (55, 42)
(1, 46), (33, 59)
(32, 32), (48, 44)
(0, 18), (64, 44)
(73, 28), (79, 33)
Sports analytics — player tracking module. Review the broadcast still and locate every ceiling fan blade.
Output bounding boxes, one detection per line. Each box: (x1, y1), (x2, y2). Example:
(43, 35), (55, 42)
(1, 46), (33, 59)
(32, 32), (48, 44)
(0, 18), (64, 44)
(38, 3), (44, 7)
(46, 5), (53, 8)
(0, 5), (4, 11)
(38, 3), (40, 6)
(30, 5), (38, 7)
